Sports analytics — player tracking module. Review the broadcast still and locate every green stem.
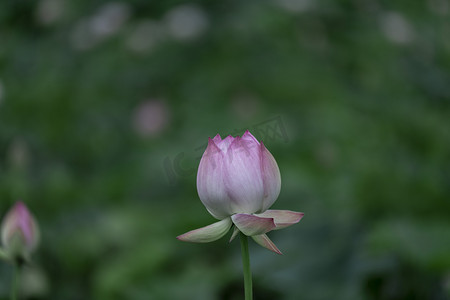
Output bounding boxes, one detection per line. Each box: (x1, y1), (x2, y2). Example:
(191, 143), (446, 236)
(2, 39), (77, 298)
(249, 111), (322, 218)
(11, 263), (20, 300)
(240, 233), (253, 300)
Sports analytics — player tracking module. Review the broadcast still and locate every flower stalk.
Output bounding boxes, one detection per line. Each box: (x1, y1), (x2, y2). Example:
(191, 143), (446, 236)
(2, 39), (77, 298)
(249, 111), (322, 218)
(240, 232), (252, 300)
(11, 263), (20, 300)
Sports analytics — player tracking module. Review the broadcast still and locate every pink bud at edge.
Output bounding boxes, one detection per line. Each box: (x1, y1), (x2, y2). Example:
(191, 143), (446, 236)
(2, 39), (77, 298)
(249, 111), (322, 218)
(1, 201), (39, 260)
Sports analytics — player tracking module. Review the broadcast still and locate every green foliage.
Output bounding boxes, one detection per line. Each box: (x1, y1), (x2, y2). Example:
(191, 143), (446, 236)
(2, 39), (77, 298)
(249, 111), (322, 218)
(0, 0), (449, 299)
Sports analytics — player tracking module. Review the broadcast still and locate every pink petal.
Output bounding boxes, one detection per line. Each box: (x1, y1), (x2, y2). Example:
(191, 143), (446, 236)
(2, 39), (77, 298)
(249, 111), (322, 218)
(255, 210), (304, 230)
(197, 138), (232, 219)
(259, 143), (281, 212)
(231, 213), (276, 236)
(223, 136), (264, 214)
(14, 202), (34, 244)
(251, 234), (282, 255)
(176, 218), (232, 243)
(1, 201), (39, 252)
(241, 130), (260, 145)
(212, 134), (222, 144)
(216, 135), (235, 153)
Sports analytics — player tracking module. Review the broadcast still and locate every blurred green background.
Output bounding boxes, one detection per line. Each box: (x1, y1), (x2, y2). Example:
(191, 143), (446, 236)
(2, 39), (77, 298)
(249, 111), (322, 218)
(1, 0), (450, 299)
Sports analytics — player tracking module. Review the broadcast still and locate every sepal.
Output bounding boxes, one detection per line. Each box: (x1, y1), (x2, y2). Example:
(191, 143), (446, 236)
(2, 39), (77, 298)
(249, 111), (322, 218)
(255, 210), (304, 230)
(176, 218), (232, 243)
(231, 214), (276, 236)
(251, 234), (282, 255)
(229, 226), (240, 242)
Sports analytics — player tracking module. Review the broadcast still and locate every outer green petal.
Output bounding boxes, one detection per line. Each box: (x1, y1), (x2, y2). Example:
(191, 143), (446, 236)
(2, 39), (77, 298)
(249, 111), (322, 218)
(176, 218), (232, 243)
(231, 213), (276, 236)
(255, 210), (304, 230)
(251, 234), (282, 255)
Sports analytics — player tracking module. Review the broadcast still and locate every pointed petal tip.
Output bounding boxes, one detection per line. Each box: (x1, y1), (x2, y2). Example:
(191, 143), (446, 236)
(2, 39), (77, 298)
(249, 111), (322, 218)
(242, 130), (250, 138)
(206, 136), (223, 155)
(242, 130), (259, 143)
(12, 201), (28, 212)
(252, 234), (283, 255)
(210, 134), (223, 145)
(272, 247), (283, 255)
(176, 232), (192, 242)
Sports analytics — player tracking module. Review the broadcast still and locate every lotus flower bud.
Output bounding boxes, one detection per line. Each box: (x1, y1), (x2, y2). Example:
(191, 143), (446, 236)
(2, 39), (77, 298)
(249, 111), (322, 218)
(197, 130), (281, 219)
(178, 131), (304, 254)
(1, 201), (39, 262)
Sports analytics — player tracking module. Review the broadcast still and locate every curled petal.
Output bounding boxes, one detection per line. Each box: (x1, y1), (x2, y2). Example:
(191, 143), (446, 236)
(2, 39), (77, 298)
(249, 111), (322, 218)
(252, 234), (282, 255)
(255, 210), (304, 230)
(176, 218), (232, 243)
(231, 214), (276, 236)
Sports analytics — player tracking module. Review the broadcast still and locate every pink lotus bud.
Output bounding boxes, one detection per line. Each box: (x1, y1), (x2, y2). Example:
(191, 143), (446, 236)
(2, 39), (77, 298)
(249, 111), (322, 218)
(197, 130), (281, 219)
(1, 201), (39, 260)
(178, 131), (304, 254)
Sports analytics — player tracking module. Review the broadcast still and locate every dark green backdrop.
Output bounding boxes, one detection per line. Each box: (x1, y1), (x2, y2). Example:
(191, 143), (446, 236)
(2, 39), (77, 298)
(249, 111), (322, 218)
(0, 0), (449, 299)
